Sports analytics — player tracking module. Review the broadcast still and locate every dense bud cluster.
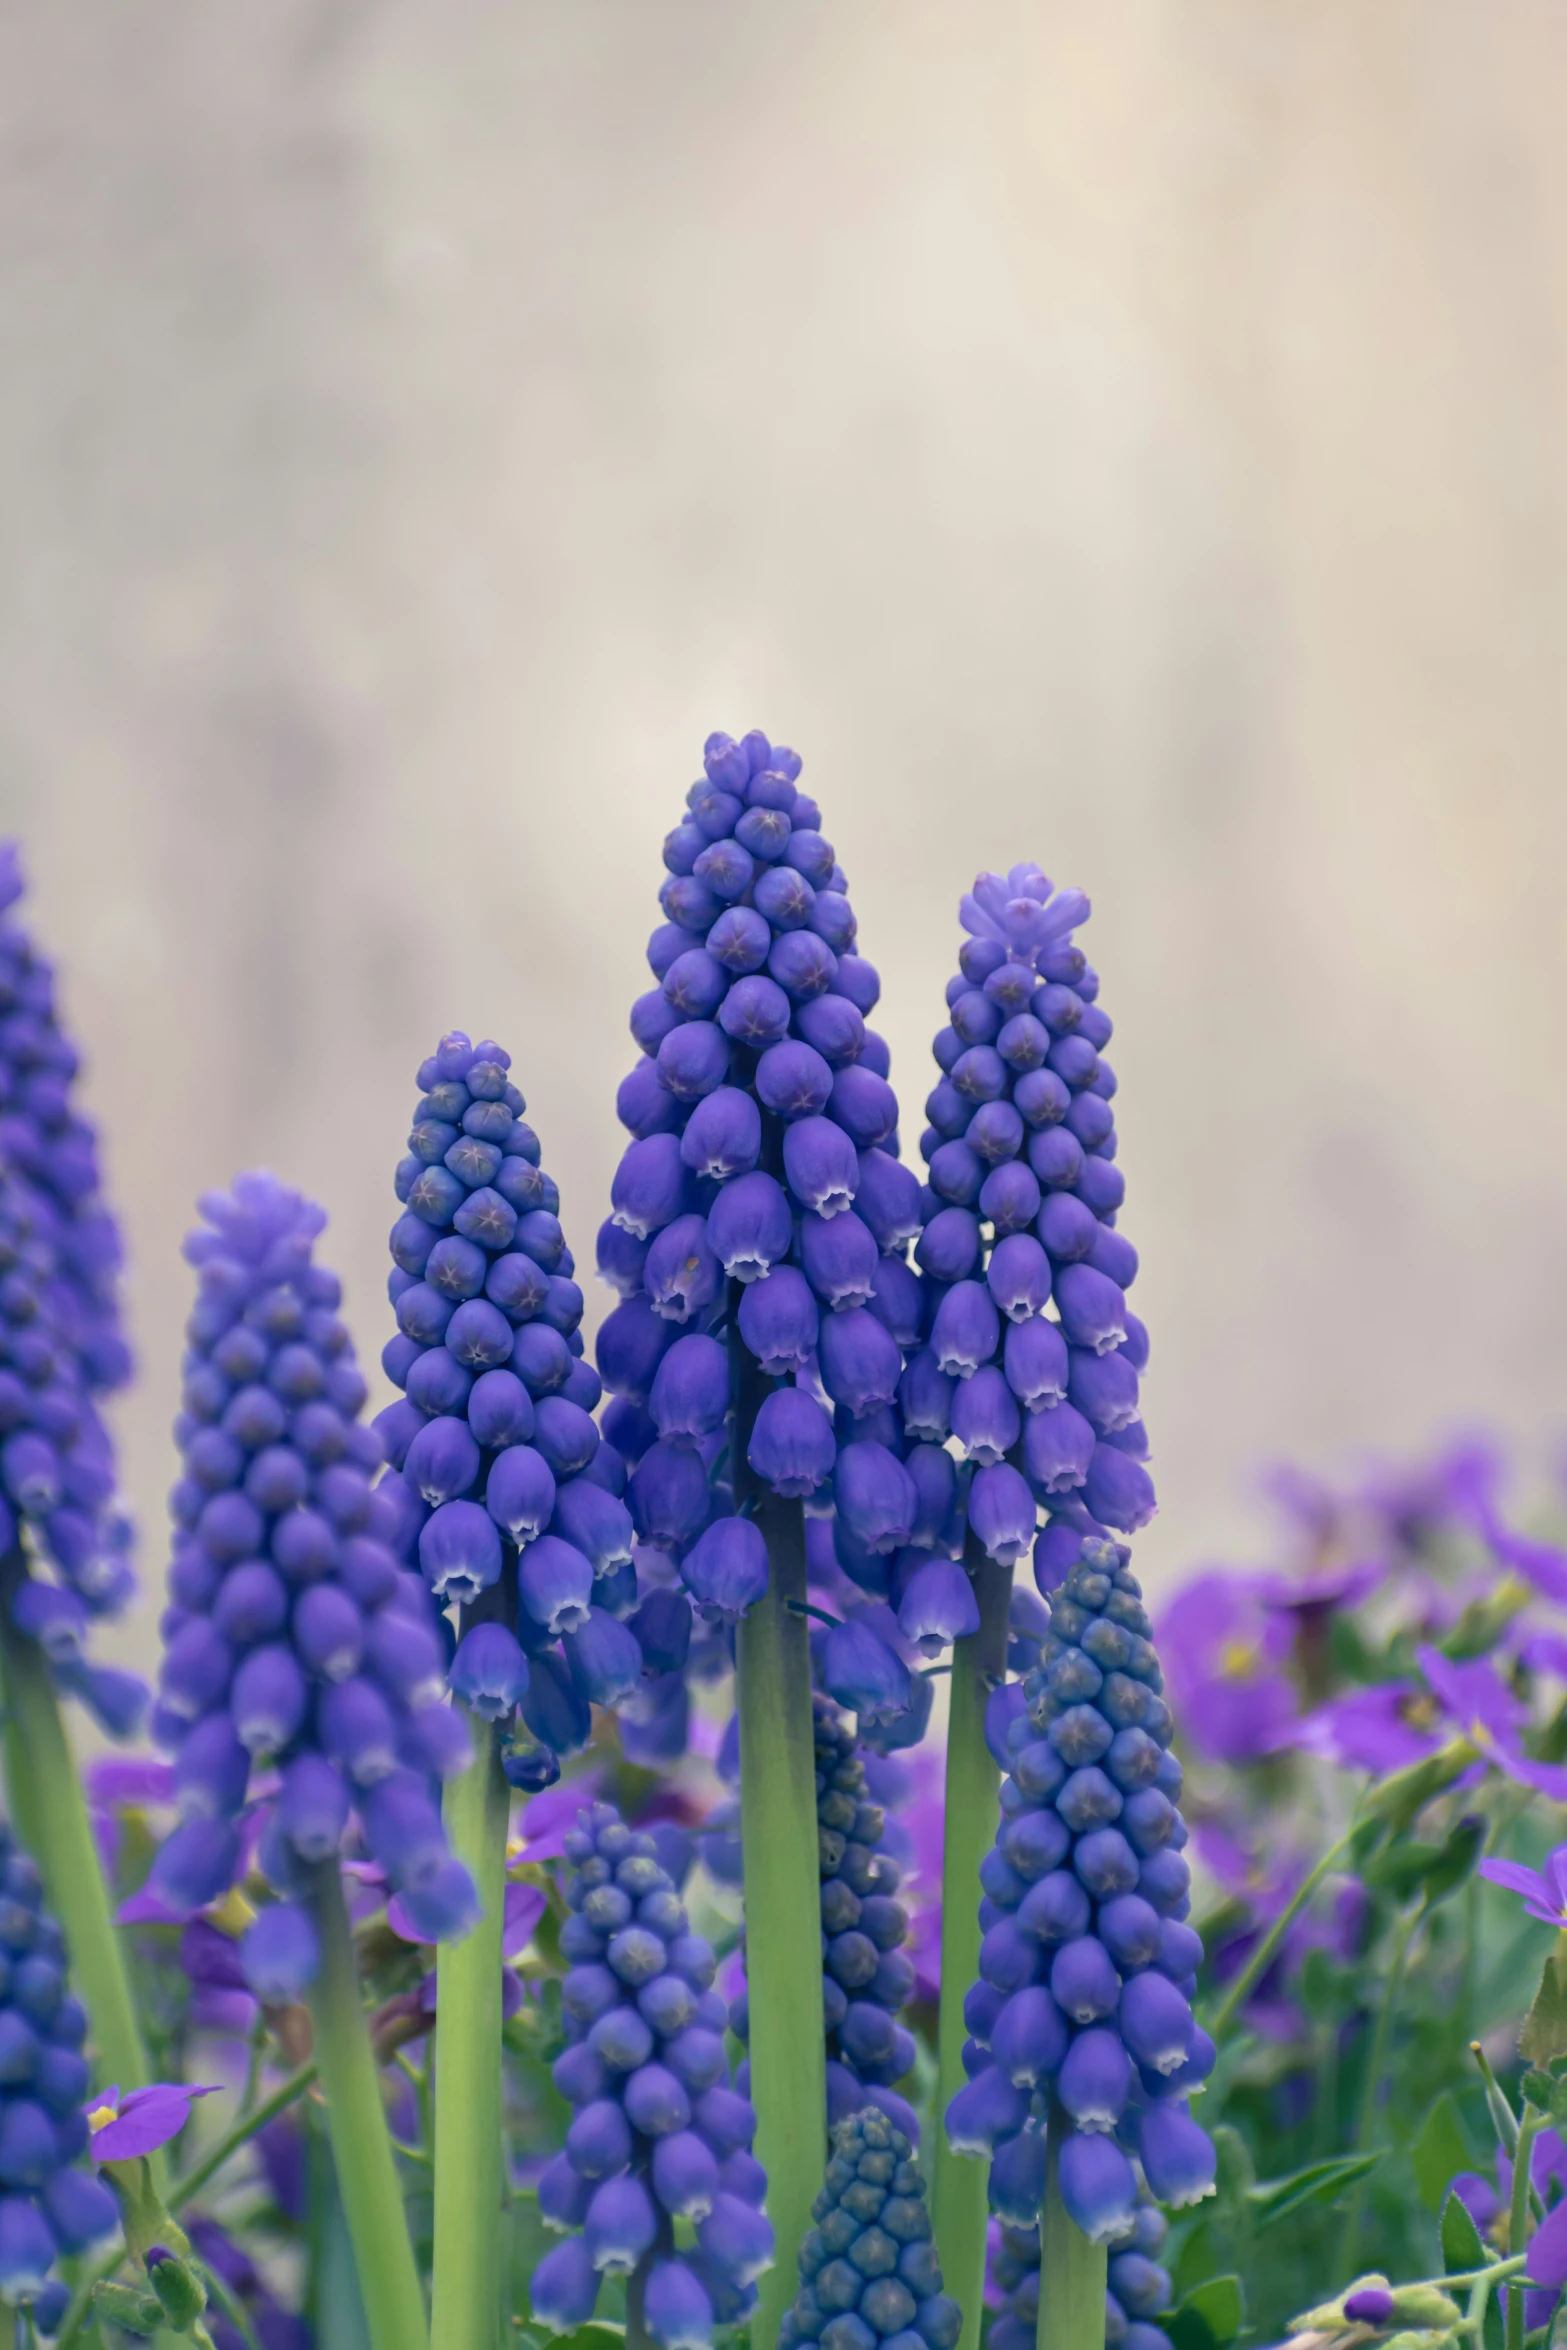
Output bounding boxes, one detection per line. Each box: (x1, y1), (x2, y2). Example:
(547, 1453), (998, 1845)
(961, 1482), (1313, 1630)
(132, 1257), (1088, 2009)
(0, 847), (131, 1401)
(913, 865), (1152, 1606)
(154, 1172), (477, 1962)
(596, 730), (933, 1731)
(0, 1818), (119, 2326)
(948, 1544), (1215, 2235)
(0, 848), (141, 1733)
(531, 1802), (771, 2348)
(375, 1031), (668, 1775)
(990, 2181), (1172, 2350)
(778, 2106), (960, 2350)
(730, 1699), (918, 2138)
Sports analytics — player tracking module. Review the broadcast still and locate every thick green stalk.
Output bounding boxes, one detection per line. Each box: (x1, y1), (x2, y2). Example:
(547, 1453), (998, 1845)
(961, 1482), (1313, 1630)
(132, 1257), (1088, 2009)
(432, 1701), (511, 2350)
(0, 1565), (151, 2098)
(933, 1540), (1012, 2350)
(733, 1312), (827, 2350)
(1038, 2093), (1107, 2350)
(1506, 2107), (1542, 2350)
(303, 1860), (428, 2350)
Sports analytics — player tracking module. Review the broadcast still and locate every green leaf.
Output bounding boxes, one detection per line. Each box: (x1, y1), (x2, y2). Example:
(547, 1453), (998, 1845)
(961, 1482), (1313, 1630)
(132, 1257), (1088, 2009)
(1440, 2188), (1487, 2274)
(544, 2328), (626, 2350)
(1521, 1937), (1567, 2066)
(1167, 2275), (1246, 2350)
(1414, 2091), (1474, 2214)
(1424, 1816), (1487, 1903)
(1247, 2152), (1378, 2227)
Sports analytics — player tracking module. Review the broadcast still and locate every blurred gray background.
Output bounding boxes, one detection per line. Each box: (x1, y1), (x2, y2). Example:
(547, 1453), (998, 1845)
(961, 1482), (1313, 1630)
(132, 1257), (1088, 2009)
(3, 3), (1565, 1677)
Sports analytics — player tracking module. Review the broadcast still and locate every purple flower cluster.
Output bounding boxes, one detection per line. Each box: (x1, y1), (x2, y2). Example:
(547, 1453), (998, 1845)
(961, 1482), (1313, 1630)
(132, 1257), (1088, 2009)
(778, 2104), (960, 2350)
(531, 1801), (771, 2348)
(913, 866), (1152, 1602)
(0, 846), (132, 1398)
(152, 1172), (478, 1957)
(0, 1817), (120, 2327)
(730, 1698), (919, 2141)
(0, 1163), (144, 1734)
(990, 2181), (1171, 2350)
(376, 1031), (653, 1775)
(0, 847), (142, 1733)
(596, 729), (925, 1709)
(948, 1541), (1215, 2243)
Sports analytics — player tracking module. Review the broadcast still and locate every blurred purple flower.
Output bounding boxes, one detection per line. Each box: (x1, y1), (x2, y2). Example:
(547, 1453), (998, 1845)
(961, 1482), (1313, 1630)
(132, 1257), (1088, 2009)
(1293, 1683), (1442, 1775)
(89, 2081), (218, 2162)
(1478, 1844), (1567, 1928)
(1158, 1573), (1300, 1762)
(1417, 1646), (1567, 1799)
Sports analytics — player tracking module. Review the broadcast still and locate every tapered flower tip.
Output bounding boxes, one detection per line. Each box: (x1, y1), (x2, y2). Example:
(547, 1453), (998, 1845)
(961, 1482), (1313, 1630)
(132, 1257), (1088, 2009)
(450, 1621), (530, 1721)
(1057, 2130), (1138, 2243)
(682, 1515), (768, 1620)
(1137, 2102), (1216, 2208)
(645, 2256), (716, 2350)
(584, 2172), (659, 2275)
(988, 1987), (1068, 2089)
(87, 2081), (218, 2164)
(988, 2125), (1048, 2226)
(747, 1387), (835, 1498)
(944, 2064), (1030, 2156)
(240, 1903), (320, 2003)
(696, 2190), (775, 2285)
(418, 1496), (503, 1603)
(147, 1817), (241, 1916)
(0, 2192), (56, 2296)
(896, 1558), (980, 1658)
(820, 1621), (911, 1726)
(1057, 2026), (1133, 2133)
(393, 1855), (482, 1943)
(1118, 1969), (1194, 2076)
(41, 2165), (120, 2254)
(530, 2232), (601, 2332)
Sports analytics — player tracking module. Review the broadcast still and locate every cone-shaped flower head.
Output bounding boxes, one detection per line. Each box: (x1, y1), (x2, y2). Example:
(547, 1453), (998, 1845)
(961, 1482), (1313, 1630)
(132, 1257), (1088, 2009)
(0, 846), (132, 1398)
(779, 2105), (960, 2350)
(595, 731), (926, 1745)
(531, 1800), (770, 2345)
(154, 1170), (477, 1938)
(909, 865), (1149, 1626)
(933, 877), (1214, 2237)
(729, 1697), (919, 2140)
(989, 2182), (1171, 2350)
(0, 1816), (121, 2313)
(0, 851), (141, 1731)
(378, 1030), (655, 1770)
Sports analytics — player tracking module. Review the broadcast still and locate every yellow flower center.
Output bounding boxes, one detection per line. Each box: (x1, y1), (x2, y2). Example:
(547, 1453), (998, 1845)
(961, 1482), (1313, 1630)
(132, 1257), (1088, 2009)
(87, 2103), (119, 2135)
(1219, 1639), (1261, 1681)
(1400, 1694), (1439, 1731)
(1467, 1718), (1494, 1752)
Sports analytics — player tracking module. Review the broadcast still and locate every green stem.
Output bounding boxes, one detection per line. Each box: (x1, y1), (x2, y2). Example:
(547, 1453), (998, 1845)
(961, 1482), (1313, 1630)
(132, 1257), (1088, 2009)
(932, 1539), (1012, 2350)
(1205, 1820), (1361, 2041)
(1507, 2108), (1542, 2350)
(0, 1572), (152, 2101)
(303, 1862), (428, 2350)
(1038, 2092), (1107, 2350)
(733, 1306), (827, 2350)
(171, 2059), (319, 2211)
(432, 1702), (511, 2350)
(1337, 1901), (1424, 2271)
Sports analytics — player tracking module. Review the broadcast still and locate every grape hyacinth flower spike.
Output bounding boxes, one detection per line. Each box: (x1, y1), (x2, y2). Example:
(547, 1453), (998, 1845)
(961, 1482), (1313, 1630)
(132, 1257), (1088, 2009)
(0, 848), (151, 2117)
(531, 1800), (771, 2349)
(730, 1699), (920, 2145)
(990, 2179), (1173, 2350)
(778, 2105), (960, 2350)
(0, 1815), (121, 2333)
(378, 1026), (624, 2350)
(596, 728), (927, 2346)
(156, 1170), (441, 2350)
(909, 867), (1141, 2346)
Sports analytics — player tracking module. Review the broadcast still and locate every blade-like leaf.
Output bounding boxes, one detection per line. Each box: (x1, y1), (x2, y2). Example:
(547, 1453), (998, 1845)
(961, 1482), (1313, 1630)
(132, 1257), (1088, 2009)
(1440, 2186), (1487, 2274)
(1247, 2152), (1377, 2228)
(1167, 2275), (1246, 2350)
(1521, 1938), (1567, 2066)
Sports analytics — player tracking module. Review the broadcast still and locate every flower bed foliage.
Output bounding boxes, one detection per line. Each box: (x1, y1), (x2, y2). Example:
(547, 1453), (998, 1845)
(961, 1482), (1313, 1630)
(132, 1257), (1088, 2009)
(0, 749), (1563, 2350)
